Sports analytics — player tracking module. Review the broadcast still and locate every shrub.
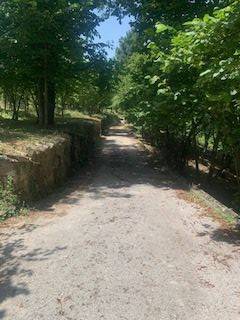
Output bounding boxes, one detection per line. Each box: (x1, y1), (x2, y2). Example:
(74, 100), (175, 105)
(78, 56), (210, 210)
(0, 176), (26, 221)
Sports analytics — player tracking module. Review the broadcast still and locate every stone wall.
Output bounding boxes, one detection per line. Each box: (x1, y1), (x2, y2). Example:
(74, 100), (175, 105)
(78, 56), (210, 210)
(0, 120), (101, 201)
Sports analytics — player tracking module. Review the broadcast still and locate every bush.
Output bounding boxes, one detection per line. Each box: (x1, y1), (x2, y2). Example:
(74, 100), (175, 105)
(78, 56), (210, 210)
(0, 176), (25, 221)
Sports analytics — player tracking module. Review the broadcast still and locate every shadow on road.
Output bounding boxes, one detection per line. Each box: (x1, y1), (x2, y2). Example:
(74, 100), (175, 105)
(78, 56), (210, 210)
(0, 224), (67, 318)
(1, 125), (231, 273)
(33, 126), (189, 212)
(1, 126), (240, 318)
(197, 227), (240, 246)
(33, 126), (240, 246)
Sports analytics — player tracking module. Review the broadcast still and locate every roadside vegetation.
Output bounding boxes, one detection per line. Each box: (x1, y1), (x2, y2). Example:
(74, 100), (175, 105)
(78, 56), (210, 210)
(112, 0), (240, 211)
(0, 176), (27, 221)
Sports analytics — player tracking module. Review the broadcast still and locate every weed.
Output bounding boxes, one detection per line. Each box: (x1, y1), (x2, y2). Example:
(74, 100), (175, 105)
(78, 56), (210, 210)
(0, 176), (27, 221)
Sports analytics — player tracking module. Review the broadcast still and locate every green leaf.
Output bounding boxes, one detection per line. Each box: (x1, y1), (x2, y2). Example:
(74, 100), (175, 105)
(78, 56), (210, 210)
(200, 69), (211, 77)
(156, 23), (169, 33)
(157, 88), (168, 95)
(149, 75), (159, 84)
(231, 89), (237, 96)
(155, 22), (174, 34)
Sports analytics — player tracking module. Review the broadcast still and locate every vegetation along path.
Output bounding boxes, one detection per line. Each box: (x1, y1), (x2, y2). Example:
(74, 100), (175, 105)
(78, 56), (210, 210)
(1, 126), (240, 320)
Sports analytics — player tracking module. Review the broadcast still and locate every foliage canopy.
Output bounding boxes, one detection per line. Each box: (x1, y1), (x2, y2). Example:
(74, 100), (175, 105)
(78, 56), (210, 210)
(113, 0), (240, 186)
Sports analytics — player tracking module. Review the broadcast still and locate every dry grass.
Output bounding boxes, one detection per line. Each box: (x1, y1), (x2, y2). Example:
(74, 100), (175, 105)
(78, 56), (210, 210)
(176, 189), (236, 228)
(0, 118), (58, 158)
(0, 109), (100, 158)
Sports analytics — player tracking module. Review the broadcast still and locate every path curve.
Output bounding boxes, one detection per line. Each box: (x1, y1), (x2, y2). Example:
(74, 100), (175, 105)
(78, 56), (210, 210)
(0, 126), (240, 320)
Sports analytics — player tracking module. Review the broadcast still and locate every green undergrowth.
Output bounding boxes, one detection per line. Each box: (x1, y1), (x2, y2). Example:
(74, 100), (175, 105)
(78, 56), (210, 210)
(0, 176), (27, 221)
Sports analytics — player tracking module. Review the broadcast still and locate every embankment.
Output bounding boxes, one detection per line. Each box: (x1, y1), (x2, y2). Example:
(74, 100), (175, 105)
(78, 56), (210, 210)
(0, 119), (101, 201)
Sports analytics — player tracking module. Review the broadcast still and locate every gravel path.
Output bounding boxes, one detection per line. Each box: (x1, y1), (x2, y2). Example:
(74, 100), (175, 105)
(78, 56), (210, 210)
(0, 126), (240, 320)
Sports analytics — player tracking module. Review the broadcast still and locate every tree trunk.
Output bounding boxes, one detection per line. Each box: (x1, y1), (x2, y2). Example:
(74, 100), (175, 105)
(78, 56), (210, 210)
(30, 90), (39, 122)
(12, 102), (17, 120)
(61, 96), (66, 118)
(11, 94), (18, 121)
(39, 43), (56, 127)
(4, 91), (7, 111)
(194, 136), (199, 174)
(38, 78), (56, 127)
(47, 81), (56, 126)
(11, 94), (23, 121)
(44, 72), (49, 127)
(38, 79), (45, 126)
(209, 132), (220, 178)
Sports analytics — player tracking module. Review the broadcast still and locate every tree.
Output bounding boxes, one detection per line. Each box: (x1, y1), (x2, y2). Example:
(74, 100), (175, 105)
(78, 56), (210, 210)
(58, 58), (114, 116)
(0, 0), (112, 126)
(117, 0), (229, 27)
(115, 31), (141, 65)
(112, 0), (240, 180)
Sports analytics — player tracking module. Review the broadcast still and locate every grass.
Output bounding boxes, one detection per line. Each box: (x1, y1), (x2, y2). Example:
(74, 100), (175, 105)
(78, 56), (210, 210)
(178, 188), (237, 227)
(0, 117), (58, 157)
(0, 108), (101, 158)
(59, 109), (101, 122)
(192, 189), (237, 225)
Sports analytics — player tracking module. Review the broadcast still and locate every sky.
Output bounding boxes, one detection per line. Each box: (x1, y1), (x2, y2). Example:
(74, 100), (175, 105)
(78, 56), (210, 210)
(96, 16), (132, 58)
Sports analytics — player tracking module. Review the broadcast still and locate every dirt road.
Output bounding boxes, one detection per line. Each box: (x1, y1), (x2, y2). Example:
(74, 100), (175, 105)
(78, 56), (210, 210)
(1, 126), (240, 319)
